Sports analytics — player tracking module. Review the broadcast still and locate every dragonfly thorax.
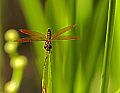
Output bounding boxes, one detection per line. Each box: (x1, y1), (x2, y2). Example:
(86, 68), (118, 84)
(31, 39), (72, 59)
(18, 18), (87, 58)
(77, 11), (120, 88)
(44, 28), (52, 51)
(44, 40), (52, 51)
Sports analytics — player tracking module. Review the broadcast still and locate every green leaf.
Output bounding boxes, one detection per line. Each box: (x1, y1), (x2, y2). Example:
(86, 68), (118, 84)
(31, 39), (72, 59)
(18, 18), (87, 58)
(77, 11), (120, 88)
(100, 0), (116, 93)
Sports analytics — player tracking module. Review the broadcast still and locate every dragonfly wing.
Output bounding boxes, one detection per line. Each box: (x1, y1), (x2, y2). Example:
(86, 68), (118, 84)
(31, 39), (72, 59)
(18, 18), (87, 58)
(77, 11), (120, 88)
(51, 36), (79, 41)
(15, 37), (46, 42)
(19, 29), (46, 38)
(15, 38), (33, 42)
(52, 24), (76, 40)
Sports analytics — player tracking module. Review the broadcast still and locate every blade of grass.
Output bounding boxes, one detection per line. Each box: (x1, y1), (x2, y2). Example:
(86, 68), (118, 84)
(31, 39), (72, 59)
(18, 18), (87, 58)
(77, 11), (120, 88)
(47, 54), (52, 93)
(45, 0), (70, 93)
(84, 0), (109, 92)
(42, 54), (48, 93)
(62, 0), (77, 93)
(113, 88), (120, 93)
(42, 53), (53, 93)
(19, 0), (48, 85)
(20, 0), (47, 30)
(108, 0), (120, 92)
(100, 0), (116, 93)
(75, 0), (109, 93)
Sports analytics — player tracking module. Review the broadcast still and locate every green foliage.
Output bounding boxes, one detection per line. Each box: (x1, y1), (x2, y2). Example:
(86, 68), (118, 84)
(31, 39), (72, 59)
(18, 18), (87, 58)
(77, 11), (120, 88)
(100, 0), (116, 93)
(19, 0), (118, 93)
(1, 0), (119, 93)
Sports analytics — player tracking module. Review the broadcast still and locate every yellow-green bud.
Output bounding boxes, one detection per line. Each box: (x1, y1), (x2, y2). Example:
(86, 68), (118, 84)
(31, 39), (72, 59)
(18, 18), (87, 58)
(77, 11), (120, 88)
(4, 81), (18, 93)
(5, 29), (19, 41)
(4, 42), (18, 54)
(10, 55), (27, 69)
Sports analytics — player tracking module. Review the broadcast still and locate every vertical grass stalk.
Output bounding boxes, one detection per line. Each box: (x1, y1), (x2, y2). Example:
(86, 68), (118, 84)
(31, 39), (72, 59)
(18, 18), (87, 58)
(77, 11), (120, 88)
(20, 1), (49, 89)
(48, 54), (52, 93)
(42, 53), (52, 93)
(42, 55), (48, 93)
(100, 0), (116, 93)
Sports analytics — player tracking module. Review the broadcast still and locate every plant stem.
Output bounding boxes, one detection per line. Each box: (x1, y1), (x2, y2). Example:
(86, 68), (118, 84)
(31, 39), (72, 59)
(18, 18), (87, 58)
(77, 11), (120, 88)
(48, 53), (52, 93)
(42, 53), (52, 93)
(20, 0), (48, 88)
(100, 0), (116, 92)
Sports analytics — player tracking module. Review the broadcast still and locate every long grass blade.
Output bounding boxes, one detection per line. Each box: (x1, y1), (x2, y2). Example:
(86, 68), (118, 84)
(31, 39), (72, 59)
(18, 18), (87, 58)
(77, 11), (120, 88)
(42, 53), (52, 93)
(47, 54), (52, 93)
(109, 0), (120, 92)
(42, 55), (48, 93)
(19, 0), (48, 85)
(100, 0), (116, 93)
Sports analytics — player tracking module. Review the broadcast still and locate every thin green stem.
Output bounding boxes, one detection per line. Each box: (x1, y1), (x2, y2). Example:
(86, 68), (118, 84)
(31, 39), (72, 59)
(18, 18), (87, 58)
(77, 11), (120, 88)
(48, 53), (52, 93)
(42, 54), (48, 93)
(42, 53), (52, 93)
(100, 0), (116, 93)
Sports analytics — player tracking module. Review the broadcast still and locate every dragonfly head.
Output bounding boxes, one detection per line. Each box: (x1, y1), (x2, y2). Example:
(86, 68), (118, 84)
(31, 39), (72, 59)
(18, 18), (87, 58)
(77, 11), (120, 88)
(48, 28), (51, 33)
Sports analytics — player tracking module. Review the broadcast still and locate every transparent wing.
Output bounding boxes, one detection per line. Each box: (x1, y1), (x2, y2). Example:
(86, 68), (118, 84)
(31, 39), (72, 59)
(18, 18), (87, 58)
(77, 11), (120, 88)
(19, 29), (46, 39)
(14, 36), (46, 42)
(51, 36), (79, 41)
(52, 24), (76, 40)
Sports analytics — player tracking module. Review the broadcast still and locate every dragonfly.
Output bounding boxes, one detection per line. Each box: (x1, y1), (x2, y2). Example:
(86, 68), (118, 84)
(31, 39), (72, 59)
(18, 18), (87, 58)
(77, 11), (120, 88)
(15, 24), (79, 53)
(15, 24), (79, 93)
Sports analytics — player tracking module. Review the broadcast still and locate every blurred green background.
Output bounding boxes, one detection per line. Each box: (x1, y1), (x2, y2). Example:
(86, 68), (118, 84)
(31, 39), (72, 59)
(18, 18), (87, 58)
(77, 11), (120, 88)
(0, 0), (120, 93)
